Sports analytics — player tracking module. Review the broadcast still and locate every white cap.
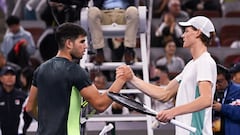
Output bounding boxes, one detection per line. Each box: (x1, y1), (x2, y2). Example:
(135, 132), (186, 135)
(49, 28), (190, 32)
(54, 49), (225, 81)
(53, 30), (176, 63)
(179, 16), (215, 38)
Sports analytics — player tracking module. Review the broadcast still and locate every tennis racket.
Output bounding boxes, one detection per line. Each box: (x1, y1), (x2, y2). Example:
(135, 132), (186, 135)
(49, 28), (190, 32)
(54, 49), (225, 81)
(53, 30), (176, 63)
(107, 91), (196, 133)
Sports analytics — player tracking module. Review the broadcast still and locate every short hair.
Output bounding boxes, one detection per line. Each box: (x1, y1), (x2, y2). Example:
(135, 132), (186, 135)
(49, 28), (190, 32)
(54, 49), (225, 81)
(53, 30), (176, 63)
(191, 26), (214, 46)
(217, 64), (231, 81)
(156, 65), (169, 74)
(163, 38), (175, 48)
(55, 23), (87, 49)
(6, 15), (20, 26)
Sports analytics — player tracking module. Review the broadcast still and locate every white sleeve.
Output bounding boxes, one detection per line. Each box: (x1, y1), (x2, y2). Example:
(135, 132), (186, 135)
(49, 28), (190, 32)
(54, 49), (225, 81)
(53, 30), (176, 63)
(174, 72), (183, 83)
(196, 58), (216, 85)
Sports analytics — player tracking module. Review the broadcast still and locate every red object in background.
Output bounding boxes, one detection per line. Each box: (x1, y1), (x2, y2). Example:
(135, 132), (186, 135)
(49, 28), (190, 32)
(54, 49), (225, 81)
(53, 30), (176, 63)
(14, 39), (27, 55)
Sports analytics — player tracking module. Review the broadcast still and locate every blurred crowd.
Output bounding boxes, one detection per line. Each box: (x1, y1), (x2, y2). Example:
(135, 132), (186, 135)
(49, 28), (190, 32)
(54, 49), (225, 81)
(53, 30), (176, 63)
(0, 0), (240, 134)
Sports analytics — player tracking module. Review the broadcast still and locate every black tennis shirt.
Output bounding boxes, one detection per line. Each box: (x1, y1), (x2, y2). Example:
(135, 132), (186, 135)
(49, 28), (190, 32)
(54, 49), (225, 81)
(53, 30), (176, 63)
(33, 57), (92, 135)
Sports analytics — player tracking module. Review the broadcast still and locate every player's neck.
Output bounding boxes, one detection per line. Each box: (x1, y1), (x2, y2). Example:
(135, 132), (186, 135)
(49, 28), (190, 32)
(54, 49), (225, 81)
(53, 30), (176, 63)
(56, 50), (73, 61)
(190, 43), (207, 60)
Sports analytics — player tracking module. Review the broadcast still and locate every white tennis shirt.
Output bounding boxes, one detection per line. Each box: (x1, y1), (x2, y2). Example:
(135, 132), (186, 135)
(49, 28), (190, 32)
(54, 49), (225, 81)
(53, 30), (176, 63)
(175, 52), (217, 135)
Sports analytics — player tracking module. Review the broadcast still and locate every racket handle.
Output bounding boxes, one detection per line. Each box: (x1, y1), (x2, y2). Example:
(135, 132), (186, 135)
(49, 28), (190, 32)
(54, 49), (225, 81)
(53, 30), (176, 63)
(170, 119), (196, 133)
(99, 123), (114, 135)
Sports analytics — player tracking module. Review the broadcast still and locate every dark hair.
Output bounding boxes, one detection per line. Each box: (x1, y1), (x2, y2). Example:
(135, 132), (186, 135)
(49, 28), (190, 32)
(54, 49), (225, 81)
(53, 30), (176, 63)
(6, 15), (20, 26)
(163, 38), (175, 48)
(94, 72), (107, 82)
(21, 67), (34, 91)
(55, 22), (87, 49)
(191, 26), (214, 46)
(156, 65), (169, 74)
(217, 64), (231, 81)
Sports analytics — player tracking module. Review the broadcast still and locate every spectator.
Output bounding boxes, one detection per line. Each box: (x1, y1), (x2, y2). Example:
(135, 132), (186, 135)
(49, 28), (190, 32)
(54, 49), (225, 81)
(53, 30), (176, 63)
(93, 72), (108, 90)
(1, 15), (36, 60)
(88, 0), (139, 65)
(155, 12), (183, 47)
(152, 0), (169, 18)
(41, 1), (81, 25)
(94, 72), (129, 115)
(168, 0), (189, 22)
(151, 65), (175, 128)
(213, 63), (240, 135)
(198, 0), (221, 12)
(151, 65), (171, 86)
(230, 62), (240, 84)
(0, 50), (21, 72)
(182, 0), (221, 16)
(0, 50), (22, 88)
(212, 64), (230, 134)
(20, 67), (34, 94)
(0, 66), (31, 135)
(155, 39), (185, 73)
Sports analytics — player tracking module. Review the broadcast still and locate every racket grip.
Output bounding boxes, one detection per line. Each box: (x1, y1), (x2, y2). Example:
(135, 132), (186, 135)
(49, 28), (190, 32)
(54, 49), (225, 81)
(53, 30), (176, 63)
(99, 123), (114, 135)
(170, 119), (196, 133)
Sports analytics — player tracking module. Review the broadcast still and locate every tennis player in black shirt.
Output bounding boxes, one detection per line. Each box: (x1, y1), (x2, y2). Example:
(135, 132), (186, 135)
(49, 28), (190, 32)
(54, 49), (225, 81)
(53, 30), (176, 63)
(25, 23), (130, 135)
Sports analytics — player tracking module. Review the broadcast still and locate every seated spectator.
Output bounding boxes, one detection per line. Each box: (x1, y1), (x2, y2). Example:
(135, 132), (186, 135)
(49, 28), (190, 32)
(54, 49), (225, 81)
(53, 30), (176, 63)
(1, 15), (36, 58)
(20, 67), (34, 94)
(212, 64), (230, 134)
(182, 0), (221, 16)
(7, 38), (30, 68)
(41, 1), (82, 25)
(151, 65), (175, 128)
(152, 0), (169, 18)
(93, 72), (129, 115)
(93, 72), (108, 90)
(155, 39), (185, 73)
(0, 66), (32, 135)
(213, 63), (240, 135)
(155, 12), (183, 47)
(167, 0), (189, 22)
(151, 65), (171, 86)
(88, 0), (139, 65)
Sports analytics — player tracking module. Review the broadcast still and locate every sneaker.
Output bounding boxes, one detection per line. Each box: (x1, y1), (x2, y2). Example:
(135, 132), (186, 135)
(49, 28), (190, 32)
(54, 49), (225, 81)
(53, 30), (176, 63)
(124, 47), (135, 65)
(94, 49), (105, 65)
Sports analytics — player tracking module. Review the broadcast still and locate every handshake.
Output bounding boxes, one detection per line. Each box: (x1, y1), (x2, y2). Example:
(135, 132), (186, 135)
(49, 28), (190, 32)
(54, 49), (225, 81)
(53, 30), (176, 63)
(116, 65), (134, 82)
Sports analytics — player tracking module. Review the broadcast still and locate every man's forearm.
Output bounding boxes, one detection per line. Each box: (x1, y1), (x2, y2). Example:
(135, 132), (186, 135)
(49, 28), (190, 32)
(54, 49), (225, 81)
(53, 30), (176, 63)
(26, 106), (38, 121)
(131, 76), (179, 102)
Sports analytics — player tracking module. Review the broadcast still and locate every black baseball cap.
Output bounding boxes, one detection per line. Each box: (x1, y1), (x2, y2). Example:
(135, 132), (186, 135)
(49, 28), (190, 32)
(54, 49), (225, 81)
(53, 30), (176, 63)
(0, 66), (16, 76)
(229, 63), (240, 74)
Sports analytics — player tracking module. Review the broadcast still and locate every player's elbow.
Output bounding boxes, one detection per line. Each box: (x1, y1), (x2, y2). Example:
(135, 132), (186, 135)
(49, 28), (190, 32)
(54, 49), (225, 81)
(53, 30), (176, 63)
(91, 101), (109, 112)
(94, 105), (108, 113)
(157, 91), (173, 102)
